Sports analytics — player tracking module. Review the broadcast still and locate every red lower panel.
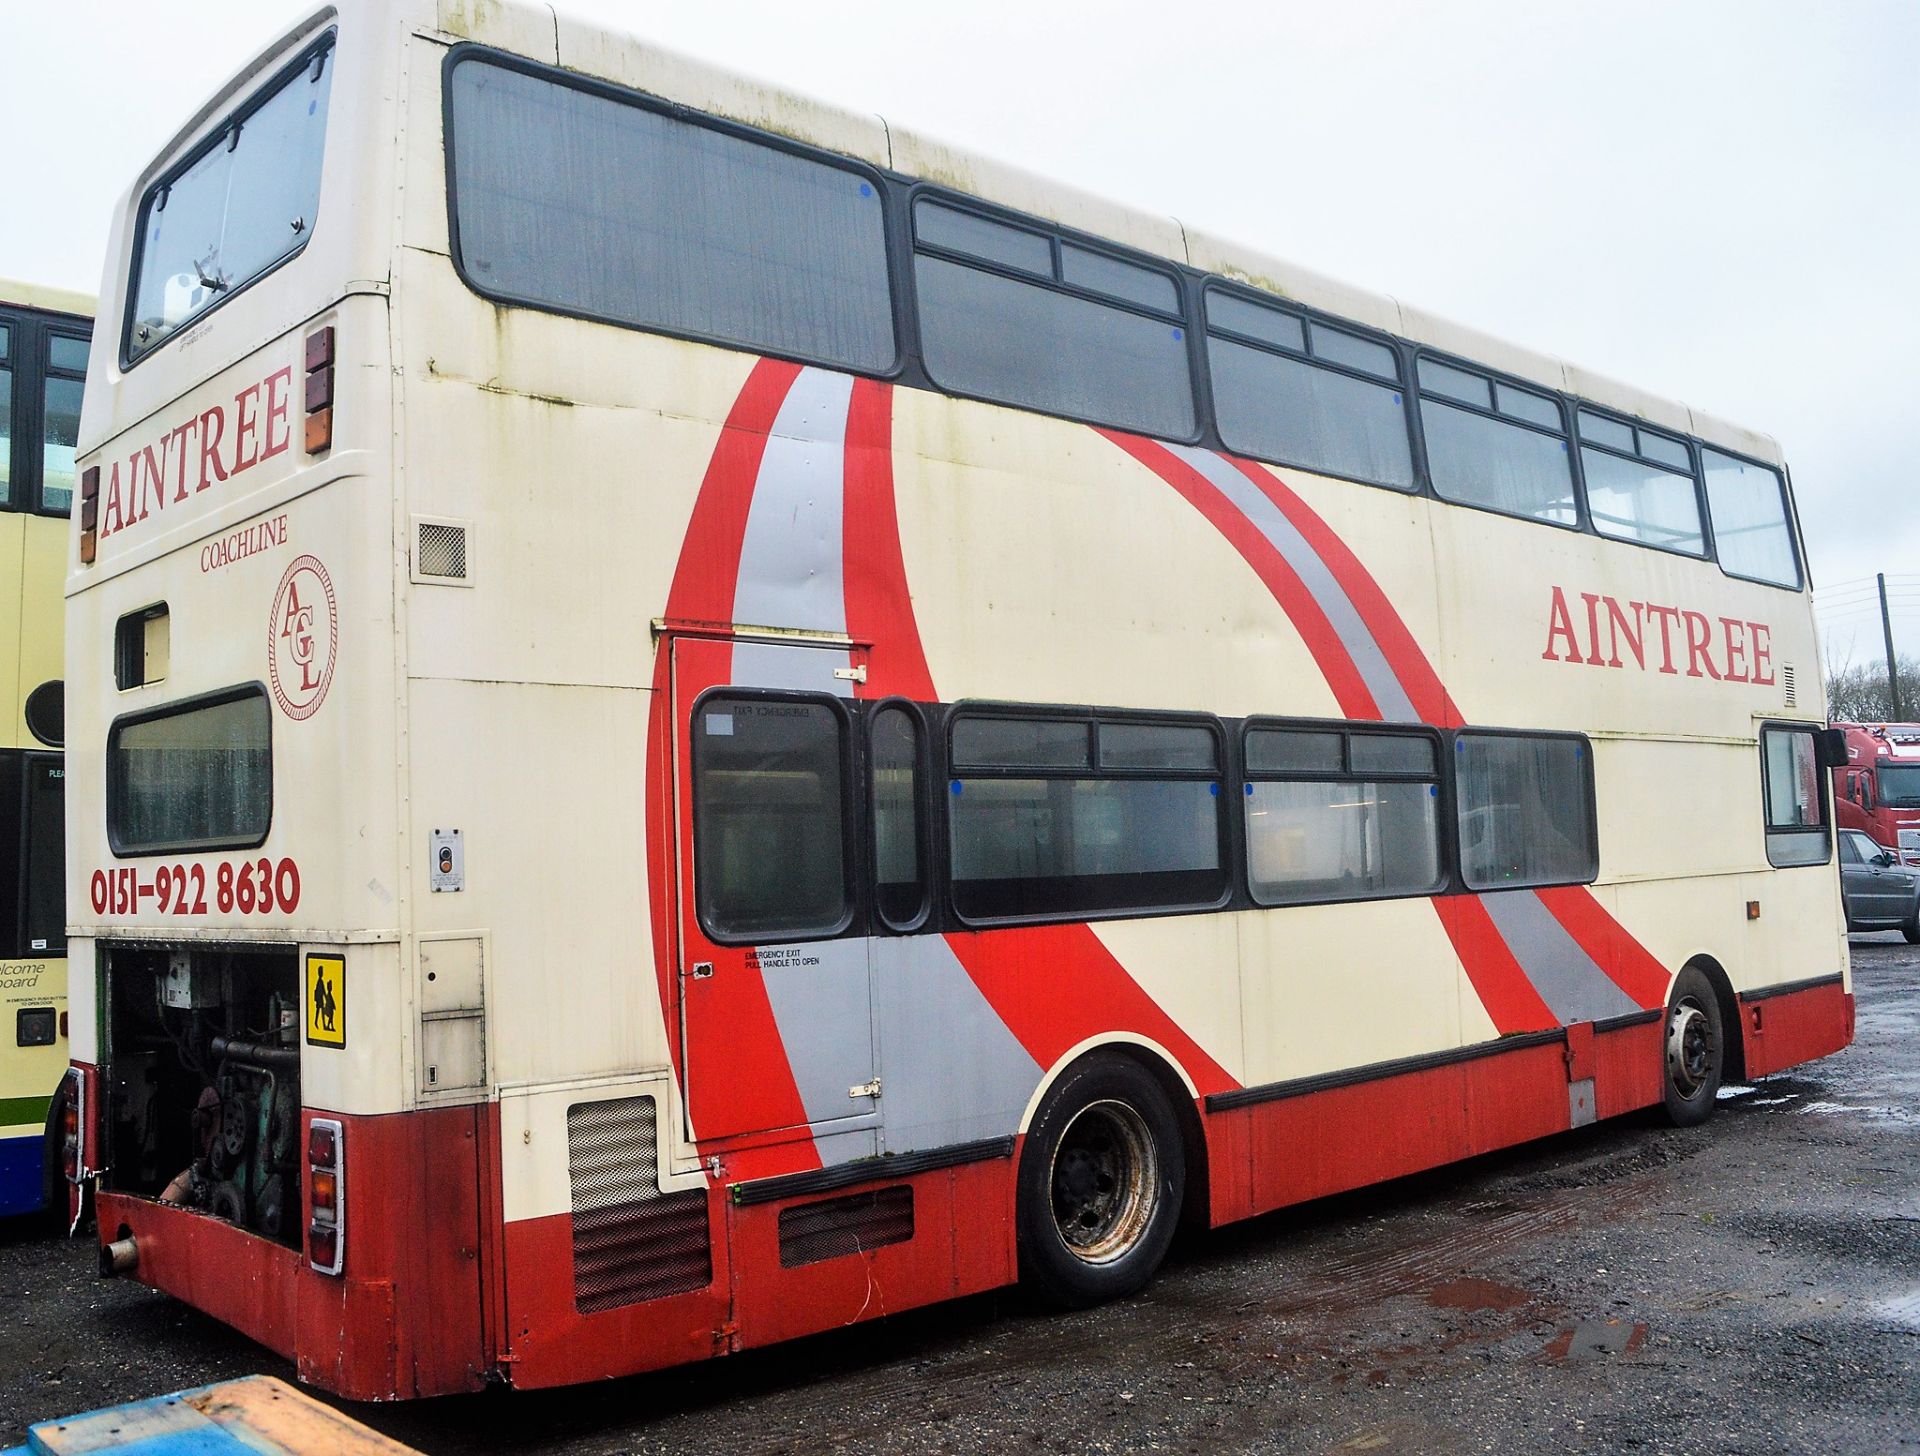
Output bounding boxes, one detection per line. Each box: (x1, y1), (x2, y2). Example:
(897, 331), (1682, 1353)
(1593, 1021), (1665, 1120)
(1212, 1026), (1667, 1227)
(729, 1158), (1017, 1352)
(1740, 983), (1854, 1079)
(96, 1104), (486, 1401)
(498, 1155), (1019, 1391)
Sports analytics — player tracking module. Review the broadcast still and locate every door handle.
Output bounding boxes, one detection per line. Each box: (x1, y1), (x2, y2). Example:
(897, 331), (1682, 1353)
(688, 961), (714, 980)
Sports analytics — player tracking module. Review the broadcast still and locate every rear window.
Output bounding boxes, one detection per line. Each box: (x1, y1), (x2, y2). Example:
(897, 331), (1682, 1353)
(126, 34), (335, 363)
(107, 688), (272, 855)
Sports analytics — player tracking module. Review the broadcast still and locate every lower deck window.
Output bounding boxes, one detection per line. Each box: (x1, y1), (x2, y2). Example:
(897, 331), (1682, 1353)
(1761, 725), (1830, 867)
(948, 715), (1225, 921)
(1454, 732), (1596, 889)
(692, 695), (850, 940)
(1244, 726), (1442, 905)
(107, 688), (271, 855)
(0, 751), (65, 955)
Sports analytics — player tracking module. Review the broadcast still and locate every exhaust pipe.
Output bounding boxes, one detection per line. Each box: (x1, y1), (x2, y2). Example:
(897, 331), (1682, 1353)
(100, 1235), (139, 1277)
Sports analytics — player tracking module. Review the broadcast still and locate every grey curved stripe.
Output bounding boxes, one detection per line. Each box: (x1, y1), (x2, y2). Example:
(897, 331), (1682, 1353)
(731, 368), (856, 696)
(1163, 444), (1418, 722)
(1479, 890), (1641, 1025)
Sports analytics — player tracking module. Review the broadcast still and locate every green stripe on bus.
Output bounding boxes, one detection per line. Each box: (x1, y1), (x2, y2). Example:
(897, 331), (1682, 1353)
(0, 1095), (52, 1131)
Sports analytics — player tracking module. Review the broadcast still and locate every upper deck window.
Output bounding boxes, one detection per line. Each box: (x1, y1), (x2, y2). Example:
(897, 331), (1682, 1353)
(1204, 288), (1415, 490)
(912, 199), (1195, 439)
(126, 35), (335, 364)
(1576, 409), (1704, 557)
(1701, 448), (1800, 589)
(447, 56), (895, 374)
(0, 325), (11, 503)
(1418, 358), (1578, 527)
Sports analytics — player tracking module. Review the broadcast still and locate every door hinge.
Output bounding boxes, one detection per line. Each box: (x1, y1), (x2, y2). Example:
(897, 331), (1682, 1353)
(848, 1076), (882, 1100)
(833, 664), (868, 683)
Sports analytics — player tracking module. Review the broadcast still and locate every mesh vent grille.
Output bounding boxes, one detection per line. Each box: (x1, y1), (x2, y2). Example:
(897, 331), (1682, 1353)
(418, 522), (468, 579)
(566, 1097), (710, 1312)
(1783, 664), (1796, 707)
(778, 1185), (914, 1269)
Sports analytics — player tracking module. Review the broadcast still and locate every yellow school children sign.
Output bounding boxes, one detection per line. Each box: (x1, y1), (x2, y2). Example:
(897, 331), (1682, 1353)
(306, 953), (345, 1047)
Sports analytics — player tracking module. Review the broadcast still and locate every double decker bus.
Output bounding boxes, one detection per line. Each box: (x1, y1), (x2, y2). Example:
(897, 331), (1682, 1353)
(1832, 721), (1920, 861)
(1, 280), (89, 1219)
(65, 0), (1851, 1398)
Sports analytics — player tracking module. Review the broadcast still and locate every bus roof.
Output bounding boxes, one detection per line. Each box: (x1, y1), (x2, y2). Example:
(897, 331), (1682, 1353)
(0, 278), (95, 320)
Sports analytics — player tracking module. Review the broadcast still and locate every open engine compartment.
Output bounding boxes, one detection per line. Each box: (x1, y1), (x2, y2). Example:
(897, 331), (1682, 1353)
(100, 944), (303, 1248)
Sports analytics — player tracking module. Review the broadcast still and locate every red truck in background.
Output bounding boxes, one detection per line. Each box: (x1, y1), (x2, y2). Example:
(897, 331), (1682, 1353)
(1833, 722), (1920, 863)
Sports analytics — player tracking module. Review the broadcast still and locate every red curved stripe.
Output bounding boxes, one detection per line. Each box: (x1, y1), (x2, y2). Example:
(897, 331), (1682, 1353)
(1219, 455), (1463, 728)
(842, 379), (936, 702)
(1099, 431), (1380, 720)
(1433, 897), (1560, 1034)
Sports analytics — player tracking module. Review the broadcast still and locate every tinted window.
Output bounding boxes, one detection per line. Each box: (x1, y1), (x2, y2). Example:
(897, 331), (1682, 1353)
(1246, 778), (1441, 905)
(1349, 733), (1436, 776)
(692, 696), (849, 939)
(40, 375), (81, 516)
(48, 334), (88, 373)
(1099, 722), (1218, 771)
(1245, 728), (1342, 775)
(948, 776), (1224, 921)
(1702, 449), (1799, 588)
(1205, 292), (1305, 353)
(450, 59), (895, 373)
(1455, 734), (1596, 889)
(1762, 726), (1828, 867)
(108, 689), (272, 855)
(1311, 324), (1397, 380)
(1577, 410), (1635, 452)
(129, 37), (333, 360)
(1639, 430), (1691, 471)
(1209, 336), (1415, 489)
(1061, 245), (1180, 314)
(871, 706), (926, 928)
(1423, 400), (1577, 525)
(1495, 382), (1560, 429)
(1582, 448), (1705, 555)
(915, 200), (1051, 276)
(915, 254), (1195, 437)
(1417, 358), (1489, 407)
(952, 716), (1090, 769)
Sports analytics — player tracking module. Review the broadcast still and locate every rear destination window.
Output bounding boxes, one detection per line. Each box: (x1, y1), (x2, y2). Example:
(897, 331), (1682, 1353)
(107, 688), (273, 855)
(126, 33), (335, 362)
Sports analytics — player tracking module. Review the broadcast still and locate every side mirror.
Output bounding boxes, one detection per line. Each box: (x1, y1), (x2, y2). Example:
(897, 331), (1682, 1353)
(1814, 727), (1850, 769)
(1874, 851), (1897, 868)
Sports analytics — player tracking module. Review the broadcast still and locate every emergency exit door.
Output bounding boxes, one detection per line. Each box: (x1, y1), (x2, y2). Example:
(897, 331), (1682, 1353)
(667, 633), (878, 1146)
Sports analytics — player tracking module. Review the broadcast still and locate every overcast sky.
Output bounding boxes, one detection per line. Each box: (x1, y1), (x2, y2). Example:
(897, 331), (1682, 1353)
(4, 1), (1915, 669)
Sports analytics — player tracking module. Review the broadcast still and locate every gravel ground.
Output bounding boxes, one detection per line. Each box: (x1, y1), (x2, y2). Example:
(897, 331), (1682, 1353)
(3, 940), (1915, 1455)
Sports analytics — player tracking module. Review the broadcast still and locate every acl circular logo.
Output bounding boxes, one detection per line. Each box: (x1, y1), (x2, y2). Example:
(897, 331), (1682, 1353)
(268, 555), (338, 720)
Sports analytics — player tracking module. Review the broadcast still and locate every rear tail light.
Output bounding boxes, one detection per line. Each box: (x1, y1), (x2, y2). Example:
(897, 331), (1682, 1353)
(307, 1115), (344, 1275)
(61, 1069), (83, 1184)
(79, 466), (100, 564)
(304, 326), (334, 455)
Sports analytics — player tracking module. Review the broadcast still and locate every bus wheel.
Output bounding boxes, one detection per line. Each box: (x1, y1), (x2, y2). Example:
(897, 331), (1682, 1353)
(1017, 1055), (1183, 1309)
(1662, 966), (1725, 1127)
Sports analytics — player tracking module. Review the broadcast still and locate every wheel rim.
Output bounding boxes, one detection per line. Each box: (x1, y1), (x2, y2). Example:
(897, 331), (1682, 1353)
(1048, 1098), (1159, 1266)
(1666, 998), (1716, 1099)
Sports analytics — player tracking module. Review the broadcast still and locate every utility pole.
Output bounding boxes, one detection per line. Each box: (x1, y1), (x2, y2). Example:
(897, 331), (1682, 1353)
(1880, 572), (1904, 721)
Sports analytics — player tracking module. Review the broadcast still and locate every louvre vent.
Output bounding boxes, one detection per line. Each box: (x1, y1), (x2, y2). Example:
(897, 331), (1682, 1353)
(417, 520), (468, 580)
(1783, 664), (1796, 707)
(566, 1096), (710, 1313)
(778, 1185), (914, 1269)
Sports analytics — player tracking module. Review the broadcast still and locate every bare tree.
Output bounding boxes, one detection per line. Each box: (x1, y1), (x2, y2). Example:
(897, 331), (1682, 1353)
(1826, 655), (1920, 722)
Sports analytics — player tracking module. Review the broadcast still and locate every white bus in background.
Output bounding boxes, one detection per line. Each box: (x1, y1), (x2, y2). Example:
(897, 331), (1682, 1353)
(63, 0), (1850, 1399)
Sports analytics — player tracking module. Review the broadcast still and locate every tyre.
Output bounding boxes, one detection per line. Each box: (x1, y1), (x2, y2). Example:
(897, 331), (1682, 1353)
(1903, 904), (1920, 945)
(1016, 1054), (1184, 1309)
(1661, 965), (1725, 1127)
